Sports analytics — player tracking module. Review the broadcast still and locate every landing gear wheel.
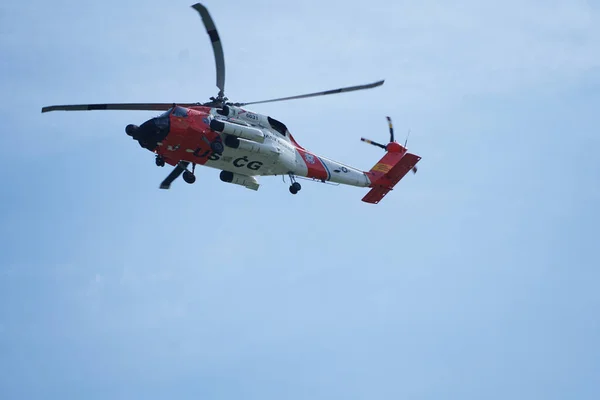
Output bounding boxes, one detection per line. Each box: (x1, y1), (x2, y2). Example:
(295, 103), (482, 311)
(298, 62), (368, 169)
(210, 140), (224, 154)
(288, 174), (301, 195)
(289, 182), (301, 194)
(183, 170), (196, 184)
(155, 155), (165, 167)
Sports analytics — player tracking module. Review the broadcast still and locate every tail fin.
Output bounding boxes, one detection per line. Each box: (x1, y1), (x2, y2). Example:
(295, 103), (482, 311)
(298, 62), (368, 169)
(362, 142), (421, 204)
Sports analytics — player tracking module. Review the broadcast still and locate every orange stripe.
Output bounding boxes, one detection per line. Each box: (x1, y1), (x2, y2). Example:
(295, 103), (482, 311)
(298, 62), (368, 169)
(372, 163), (391, 173)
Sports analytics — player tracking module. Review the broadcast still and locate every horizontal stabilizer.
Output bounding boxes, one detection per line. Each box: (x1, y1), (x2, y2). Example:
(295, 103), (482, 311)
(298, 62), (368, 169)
(362, 153), (420, 204)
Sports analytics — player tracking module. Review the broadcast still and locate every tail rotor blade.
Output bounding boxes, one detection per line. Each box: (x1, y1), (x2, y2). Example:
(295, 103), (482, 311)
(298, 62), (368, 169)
(234, 80), (384, 106)
(386, 116), (394, 143)
(192, 3), (225, 97)
(361, 137), (387, 150)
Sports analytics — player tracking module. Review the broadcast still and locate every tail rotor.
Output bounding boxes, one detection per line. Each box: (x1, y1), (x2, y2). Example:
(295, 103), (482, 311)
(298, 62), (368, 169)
(360, 116), (397, 151)
(360, 116), (417, 174)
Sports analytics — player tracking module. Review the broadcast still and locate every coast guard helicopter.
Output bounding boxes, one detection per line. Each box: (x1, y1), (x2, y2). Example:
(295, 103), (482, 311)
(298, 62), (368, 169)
(41, 3), (420, 204)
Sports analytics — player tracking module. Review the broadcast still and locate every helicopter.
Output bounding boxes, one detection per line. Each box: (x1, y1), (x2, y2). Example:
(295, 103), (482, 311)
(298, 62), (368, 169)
(41, 3), (421, 204)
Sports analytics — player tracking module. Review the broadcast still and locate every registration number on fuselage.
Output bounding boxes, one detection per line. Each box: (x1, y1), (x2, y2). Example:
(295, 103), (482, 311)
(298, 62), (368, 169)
(195, 149), (264, 171)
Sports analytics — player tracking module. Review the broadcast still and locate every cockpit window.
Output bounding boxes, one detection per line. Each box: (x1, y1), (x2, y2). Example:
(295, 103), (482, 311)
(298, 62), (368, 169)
(173, 106), (189, 117)
(268, 116), (288, 136)
(157, 108), (173, 118)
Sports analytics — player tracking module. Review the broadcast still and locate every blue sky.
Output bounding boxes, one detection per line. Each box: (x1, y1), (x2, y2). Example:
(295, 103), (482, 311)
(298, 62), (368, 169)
(1, 0), (599, 398)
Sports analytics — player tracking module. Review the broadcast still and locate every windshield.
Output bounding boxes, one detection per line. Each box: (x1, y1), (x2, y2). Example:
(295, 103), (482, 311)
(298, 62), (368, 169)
(268, 116), (288, 136)
(157, 108), (173, 118)
(155, 106), (188, 119)
(172, 106), (189, 117)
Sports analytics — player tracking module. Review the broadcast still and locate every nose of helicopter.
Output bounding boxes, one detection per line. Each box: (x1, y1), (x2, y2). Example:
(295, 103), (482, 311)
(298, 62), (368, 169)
(125, 114), (170, 150)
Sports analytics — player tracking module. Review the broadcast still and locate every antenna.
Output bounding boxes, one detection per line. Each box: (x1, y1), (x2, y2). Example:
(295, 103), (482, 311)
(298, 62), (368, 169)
(404, 129), (411, 148)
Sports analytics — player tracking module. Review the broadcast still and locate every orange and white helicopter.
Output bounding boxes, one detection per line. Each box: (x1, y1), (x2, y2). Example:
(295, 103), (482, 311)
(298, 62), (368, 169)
(41, 3), (420, 204)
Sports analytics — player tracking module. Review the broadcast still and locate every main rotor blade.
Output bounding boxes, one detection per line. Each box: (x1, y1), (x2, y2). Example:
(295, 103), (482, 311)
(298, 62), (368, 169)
(234, 79), (384, 106)
(41, 103), (195, 113)
(192, 3), (225, 97)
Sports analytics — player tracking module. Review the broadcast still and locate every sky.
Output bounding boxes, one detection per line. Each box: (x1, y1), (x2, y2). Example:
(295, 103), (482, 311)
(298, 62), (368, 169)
(1, 0), (599, 398)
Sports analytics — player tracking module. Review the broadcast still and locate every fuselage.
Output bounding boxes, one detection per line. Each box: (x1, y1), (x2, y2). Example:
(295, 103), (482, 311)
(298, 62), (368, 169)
(135, 104), (371, 190)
